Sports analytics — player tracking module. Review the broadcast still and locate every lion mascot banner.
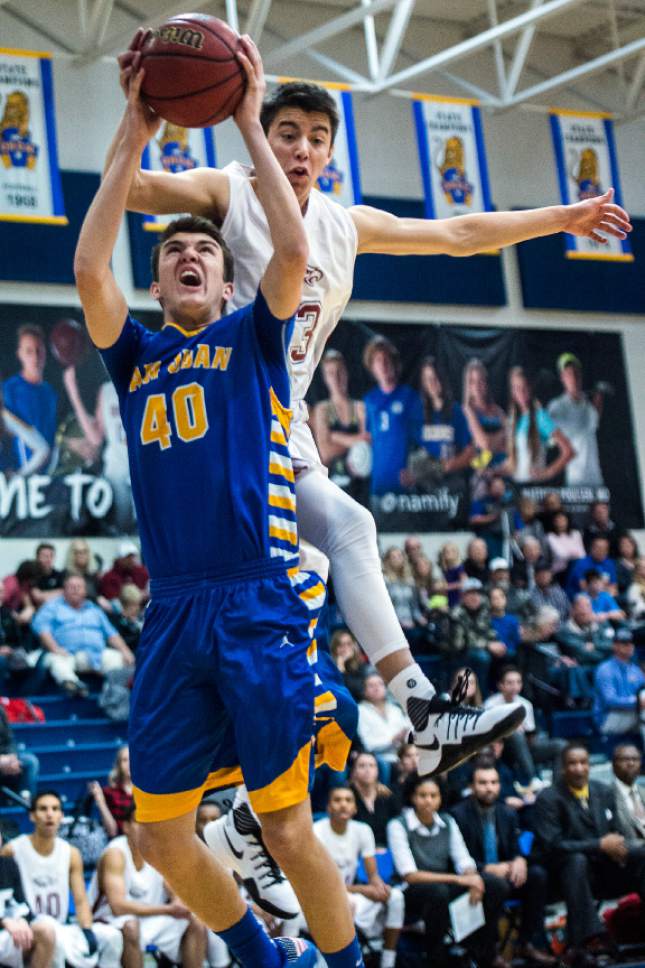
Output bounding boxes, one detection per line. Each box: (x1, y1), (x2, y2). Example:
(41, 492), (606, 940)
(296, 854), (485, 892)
(141, 123), (217, 232)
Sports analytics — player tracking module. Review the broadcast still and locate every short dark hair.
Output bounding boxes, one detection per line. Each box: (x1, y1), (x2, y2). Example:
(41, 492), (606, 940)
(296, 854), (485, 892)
(363, 336), (401, 376)
(498, 664), (521, 683)
(150, 216), (234, 285)
(471, 763), (499, 782)
(31, 790), (62, 810)
(327, 783), (355, 804)
(402, 771), (441, 806)
(17, 323), (45, 344)
(584, 568), (602, 582)
(260, 82), (339, 144)
(562, 742), (589, 764)
(36, 542), (55, 556)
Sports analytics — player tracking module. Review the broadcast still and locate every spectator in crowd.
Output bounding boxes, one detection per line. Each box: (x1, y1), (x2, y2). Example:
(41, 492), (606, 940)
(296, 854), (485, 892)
(489, 587), (521, 656)
(469, 474), (519, 561)
(0, 830), (55, 968)
(463, 536), (489, 586)
(391, 743), (419, 807)
(539, 491), (563, 531)
(505, 365), (573, 484)
(357, 674), (411, 775)
(2, 324), (57, 474)
(349, 752), (400, 848)
(388, 773), (509, 968)
(581, 568), (625, 623)
(89, 745), (134, 838)
(311, 349), (368, 502)
(615, 533), (639, 599)
(330, 629), (368, 702)
(64, 538), (104, 604)
(2, 559), (42, 625)
(32, 574), (135, 696)
(451, 666), (484, 708)
(3, 790), (123, 967)
(363, 336), (422, 497)
(547, 352), (605, 488)
(510, 535), (542, 594)
(626, 558), (645, 621)
(196, 800), (222, 842)
(583, 500), (617, 553)
(593, 628), (645, 747)
(98, 542), (149, 603)
(0, 579), (29, 690)
(403, 535), (424, 567)
(438, 542), (465, 609)
(32, 542), (64, 606)
(533, 743), (645, 962)
(382, 547), (427, 649)
(479, 741), (536, 813)
(529, 604), (596, 709)
(110, 585), (144, 654)
(567, 535), (617, 600)
(545, 510), (585, 583)
(611, 744), (645, 844)
(462, 358), (507, 472)
(314, 786), (404, 968)
(515, 496), (548, 556)
(484, 666), (566, 784)
(0, 702), (39, 803)
(556, 594), (614, 667)
(416, 356), (474, 476)
(410, 555), (435, 618)
(530, 560), (570, 623)
(450, 578), (506, 693)
(89, 803), (206, 968)
(451, 764), (556, 966)
(489, 556), (534, 621)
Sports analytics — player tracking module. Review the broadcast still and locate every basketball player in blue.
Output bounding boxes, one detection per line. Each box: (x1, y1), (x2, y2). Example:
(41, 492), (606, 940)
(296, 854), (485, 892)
(74, 40), (365, 968)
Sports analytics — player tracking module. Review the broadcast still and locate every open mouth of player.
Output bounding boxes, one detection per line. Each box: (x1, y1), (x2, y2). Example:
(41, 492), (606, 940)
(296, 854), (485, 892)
(178, 268), (202, 290)
(289, 166), (309, 180)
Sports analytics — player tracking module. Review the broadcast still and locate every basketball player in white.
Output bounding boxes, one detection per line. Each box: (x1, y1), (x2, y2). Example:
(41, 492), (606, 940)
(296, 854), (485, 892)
(2, 791), (123, 968)
(89, 803), (207, 968)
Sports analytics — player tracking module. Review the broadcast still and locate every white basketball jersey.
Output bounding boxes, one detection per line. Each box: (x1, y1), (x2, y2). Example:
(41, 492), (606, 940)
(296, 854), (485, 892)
(99, 382), (126, 452)
(89, 836), (165, 921)
(11, 834), (70, 923)
(220, 162), (358, 421)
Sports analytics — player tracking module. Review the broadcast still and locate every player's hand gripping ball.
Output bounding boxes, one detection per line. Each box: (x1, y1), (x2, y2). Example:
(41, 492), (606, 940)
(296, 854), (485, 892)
(139, 14), (247, 127)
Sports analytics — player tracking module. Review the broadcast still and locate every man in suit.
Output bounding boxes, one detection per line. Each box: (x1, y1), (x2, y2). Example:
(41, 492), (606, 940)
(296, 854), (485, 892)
(451, 762), (556, 966)
(611, 744), (645, 847)
(533, 743), (645, 964)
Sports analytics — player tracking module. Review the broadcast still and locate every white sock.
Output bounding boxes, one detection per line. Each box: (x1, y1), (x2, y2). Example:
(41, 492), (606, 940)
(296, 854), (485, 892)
(381, 950), (396, 967)
(387, 663), (435, 714)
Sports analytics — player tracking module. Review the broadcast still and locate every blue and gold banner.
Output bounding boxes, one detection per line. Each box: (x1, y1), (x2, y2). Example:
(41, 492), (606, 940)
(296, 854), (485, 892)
(549, 108), (633, 262)
(412, 94), (492, 220)
(0, 49), (66, 225)
(141, 124), (217, 231)
(314, 84), (362, 206)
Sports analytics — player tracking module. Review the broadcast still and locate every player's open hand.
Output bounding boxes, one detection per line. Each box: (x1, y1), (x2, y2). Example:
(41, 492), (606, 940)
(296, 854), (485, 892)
(233, 35), (266, 134)
(563, 187), (632, 243)
(117, 28), (150, 97)
(122, 66), (162, 149)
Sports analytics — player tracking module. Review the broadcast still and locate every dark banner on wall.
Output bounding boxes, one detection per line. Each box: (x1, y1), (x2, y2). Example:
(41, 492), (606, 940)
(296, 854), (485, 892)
(305, 320), (643, 533)
(0, 303), (158, 537)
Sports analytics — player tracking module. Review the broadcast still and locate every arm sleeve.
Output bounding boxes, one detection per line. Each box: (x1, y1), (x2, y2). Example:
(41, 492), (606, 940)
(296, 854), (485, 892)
(98, 608), (118, 640)
(99, 315), (150, 397)
(447, 816), (477, 873)
(360, 824), (377, 859)
(594, 664), (637, 711)
(252, 288), (295, 406)
(387, 818), (417, 878)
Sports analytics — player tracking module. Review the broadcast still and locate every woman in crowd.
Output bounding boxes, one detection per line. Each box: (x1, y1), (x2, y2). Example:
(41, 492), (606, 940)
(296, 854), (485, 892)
(545, 510), (585, 582)
(506, 366), (573, 483)
(410, 554), (434, 616)
(616, 532), (639, 598)
(64, 538), (103, 603)
(462, 358), (507, 471)
(417, 356), (475, 474)
(382, 546), (427, 649)
(626, 558), (645, 620)
(515, 496), (548, 556)
(390, 742), (419, 807)
(329, 627), (368, 701)
(463, 536), (489, 585)
(489, 586), (522, 657)
(357, 672), (411, 780)
(387, 773), (506, 968)
(311, 349), (369, 500)
(438, 541), (465, 608)
(349, 751), (400, 848)
(89, 744), (133, 838)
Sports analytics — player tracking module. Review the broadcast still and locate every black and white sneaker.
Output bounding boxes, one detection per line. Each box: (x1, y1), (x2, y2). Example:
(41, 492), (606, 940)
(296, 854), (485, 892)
(204, 802), (300, 921)
(409, 670), (526, 776)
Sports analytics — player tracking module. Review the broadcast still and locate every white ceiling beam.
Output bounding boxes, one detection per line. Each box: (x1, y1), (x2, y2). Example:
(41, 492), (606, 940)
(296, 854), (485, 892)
(487, 0), (507, 97)
(361, 0), (380, 82)
(265, 0), (398, 67)
(262, 25), (371, 87)
(626, 51), (645, 111)
(506, 34), (645, 105)
(244, 0), (272, 43)
(377, 0), (415, 82)
(75, 0), (215, 61)
(505, 0), (543, 99)
(226, 0), (239, 34)
(608, 0), (626, 89)
(372, 0), (588, 93)
(78, 0), (88, 42)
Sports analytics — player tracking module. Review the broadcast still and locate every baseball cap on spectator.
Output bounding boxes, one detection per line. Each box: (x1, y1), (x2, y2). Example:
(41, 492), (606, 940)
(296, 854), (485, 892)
(557, 352), (582, 371)
(463, 578), (483, 592)
(615, 627), (633, 643)
(490, 558), (509, 572)
(119, 540), (139, 558)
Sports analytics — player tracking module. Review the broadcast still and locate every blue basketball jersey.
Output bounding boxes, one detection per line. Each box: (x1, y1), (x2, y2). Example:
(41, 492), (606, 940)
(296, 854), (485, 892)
(100, 290), (297, 580)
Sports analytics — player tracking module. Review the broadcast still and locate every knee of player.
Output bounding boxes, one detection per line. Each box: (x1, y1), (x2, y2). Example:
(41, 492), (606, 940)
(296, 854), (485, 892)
(121, 918), (140, 947)
(387, 886), (405, 923)
(260, 812), (315, 865)
(32, 918), (56, 948)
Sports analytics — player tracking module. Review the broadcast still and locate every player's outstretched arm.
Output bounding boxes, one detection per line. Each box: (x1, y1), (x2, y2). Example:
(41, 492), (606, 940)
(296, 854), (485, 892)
(352, 188), (631, 257)
(74, 69), (160, 349)
(233, 37), (308, 318)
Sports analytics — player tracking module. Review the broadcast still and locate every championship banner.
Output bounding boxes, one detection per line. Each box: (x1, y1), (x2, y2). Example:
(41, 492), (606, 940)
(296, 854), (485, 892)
(0, 49), (66, 225)
(549, 108), (633, 262)
(315, 85), (362, 206)
(412, 94), (492, 220)
(141, 124), (217, 231)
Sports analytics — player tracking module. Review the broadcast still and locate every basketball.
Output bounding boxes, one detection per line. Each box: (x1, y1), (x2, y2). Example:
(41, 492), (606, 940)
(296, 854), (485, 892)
(139, 15), (246, 128)
(49, 318), (89, 368)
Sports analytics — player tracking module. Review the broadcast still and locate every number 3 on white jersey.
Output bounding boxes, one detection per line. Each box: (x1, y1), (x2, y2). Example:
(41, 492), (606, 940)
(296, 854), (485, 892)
(289, 302), (322, 364)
